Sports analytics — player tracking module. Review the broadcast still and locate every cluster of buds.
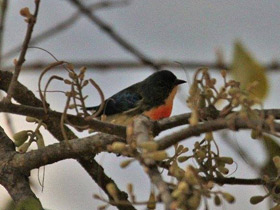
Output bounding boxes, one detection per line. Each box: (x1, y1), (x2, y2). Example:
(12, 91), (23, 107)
(171, 165), (235, 209)
(193, 132), (233, 178)
(250, 156), (280, 209)
(13, 117), (45, 153)
(170, 166), (202, 210)
(187, 68), (262, 126)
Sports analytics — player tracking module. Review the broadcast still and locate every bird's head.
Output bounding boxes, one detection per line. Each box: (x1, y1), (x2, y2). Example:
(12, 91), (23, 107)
(144, 70), (186, 90)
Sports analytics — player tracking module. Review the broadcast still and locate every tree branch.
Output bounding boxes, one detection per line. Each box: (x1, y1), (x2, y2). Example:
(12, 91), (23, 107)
(1, 0), (130, 62)
(3, 59), (280, 71)
(0, 0), (8, 67)
(0, 71), (134, 209)
(157, 116), (280, 150)
(4, 0), (41, 102)
(0, 127), (43, 209)
(133, 116), (173, 209)
(68, 0), (159, 70)
(0, 102), (126, 137)
(206, 177), (263, 185)
(12, 133), (123, 171)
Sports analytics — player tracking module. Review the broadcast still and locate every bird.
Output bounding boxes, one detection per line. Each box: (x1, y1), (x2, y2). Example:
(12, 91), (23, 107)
(87, 70), (186, 125)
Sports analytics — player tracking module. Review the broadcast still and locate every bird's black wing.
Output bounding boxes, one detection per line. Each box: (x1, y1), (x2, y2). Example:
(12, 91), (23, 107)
(86, 87), (143, 116)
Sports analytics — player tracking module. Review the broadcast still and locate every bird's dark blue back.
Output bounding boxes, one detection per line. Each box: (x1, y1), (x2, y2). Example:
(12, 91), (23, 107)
(87, 85), (142, 116)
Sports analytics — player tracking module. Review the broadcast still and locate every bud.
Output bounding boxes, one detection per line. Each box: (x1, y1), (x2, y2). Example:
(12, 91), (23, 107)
(68, 71), (76, 79)
(127, 183), (133, 194)
(273, 156), (280, 169)
(218, 157), (233, 165)
(221, 70), (227, 78)
(218, 166), (229, 175)
(214, 195), (221, 206)
(79, 66), (87, 75)
(139, 141), (158, 152)
(64, 79), (72, 85)
(205, 132), (213, 141)
(205, 88), (214, 98)
(68, 104), (76, 109)
(120, 159), (133, 168)
(189, 111), (199, 125)
(185, 166), (198, 185)
(187, 191), (201, 209)
(36, 131), (45, 149)
(250, 195), (265, 205)
(20, 7), (32, 18)
(13, 130), (29, 147)
(178, 181), (189, 193)
(147, 192), (156, 209)
(93, 194), (100, 199)
(146, 151), (168, 161)
(232, 98), (239, 107)
(111, 142), (126, 153)
(222, 192), (235, 203)
(18, 142), (31, 153)
(171, 189), (181, 198)
(82, 80), (89, 87)
(176, 145), (184, 153)
(26, 116), (37, 123)
(211, 78), (216, 85)
(178, 156), (189, 163)
(13, 59), (18, 65)
(181, 147), (189, 153)
(101, 114), (107, 122)
(106, 183), (118, 201)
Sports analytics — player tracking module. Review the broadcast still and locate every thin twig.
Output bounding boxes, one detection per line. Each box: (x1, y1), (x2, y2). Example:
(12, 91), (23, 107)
(68, 0), (159, 70)
(4, 0), (41, 102)
(1, 0), (130, 62)
(0, 0), (8, 67)
(38, 61), (65, 112)
(3, 60), (280, 71)
(88, 79), (105, 118)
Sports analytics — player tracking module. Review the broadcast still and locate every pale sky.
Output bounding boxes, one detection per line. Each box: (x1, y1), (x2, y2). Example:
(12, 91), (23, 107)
(1, 0), (280, 209)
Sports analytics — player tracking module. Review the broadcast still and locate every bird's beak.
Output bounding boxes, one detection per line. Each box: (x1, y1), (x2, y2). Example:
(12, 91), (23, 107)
(174, 79), (186, 85)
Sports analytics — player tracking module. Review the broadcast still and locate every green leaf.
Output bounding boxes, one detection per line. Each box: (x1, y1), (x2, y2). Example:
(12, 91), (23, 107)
(15, 197), (43, 210)
(231, 40), (268, 100)
(261, 135), (280, 177)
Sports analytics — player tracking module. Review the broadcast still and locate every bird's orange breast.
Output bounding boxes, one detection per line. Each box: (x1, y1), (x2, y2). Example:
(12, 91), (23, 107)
(144, 86), (178, 120)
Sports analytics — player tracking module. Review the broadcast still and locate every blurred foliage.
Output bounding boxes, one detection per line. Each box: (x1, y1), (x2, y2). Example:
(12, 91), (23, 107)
(232, 40), (268, 100)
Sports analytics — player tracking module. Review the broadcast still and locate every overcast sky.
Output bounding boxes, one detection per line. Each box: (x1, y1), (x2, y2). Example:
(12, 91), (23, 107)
(1, 0), (280, 209)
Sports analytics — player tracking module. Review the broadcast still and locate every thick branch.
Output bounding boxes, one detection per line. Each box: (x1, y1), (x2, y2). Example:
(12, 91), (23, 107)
(133, 116), (173, 210)
(0, 102), (126, 137)
(12, 133), (123, 171)
(0, 127), (43, 209)
(157, 116), (280, 150)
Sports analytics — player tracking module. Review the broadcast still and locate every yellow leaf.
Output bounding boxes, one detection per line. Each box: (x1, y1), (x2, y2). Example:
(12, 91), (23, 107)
(260, 135), (280, 177)
(231, 41), (268, 100)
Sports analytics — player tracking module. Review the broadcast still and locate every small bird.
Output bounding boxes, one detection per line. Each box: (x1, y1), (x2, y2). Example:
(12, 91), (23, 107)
(87, 70), (186, 125)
